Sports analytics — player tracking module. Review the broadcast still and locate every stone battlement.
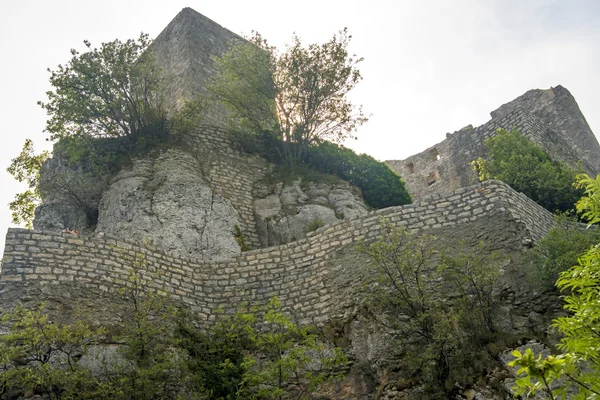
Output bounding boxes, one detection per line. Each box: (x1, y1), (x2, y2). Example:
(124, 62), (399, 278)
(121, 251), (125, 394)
(0, 180), (556, 326)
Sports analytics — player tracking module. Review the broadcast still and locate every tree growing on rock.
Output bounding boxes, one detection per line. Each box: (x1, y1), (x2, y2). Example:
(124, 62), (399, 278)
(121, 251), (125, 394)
(209, 29), (368, 165)
(39, 34), (169, 147)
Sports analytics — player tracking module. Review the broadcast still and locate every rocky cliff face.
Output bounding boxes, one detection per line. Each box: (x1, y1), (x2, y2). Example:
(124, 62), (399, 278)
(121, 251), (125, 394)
(33, 145), (370, 259)
(95, 149), (242, 260)
(34, 158), (108, 233)
(253, 179), (368, 247)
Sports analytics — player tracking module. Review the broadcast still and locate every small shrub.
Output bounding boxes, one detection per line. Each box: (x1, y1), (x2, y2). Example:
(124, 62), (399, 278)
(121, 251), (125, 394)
(526, 220), (600, 290)
(307, 141), (412, 209)
(305, 217), (326, 233)
(234, 224), (250, 251)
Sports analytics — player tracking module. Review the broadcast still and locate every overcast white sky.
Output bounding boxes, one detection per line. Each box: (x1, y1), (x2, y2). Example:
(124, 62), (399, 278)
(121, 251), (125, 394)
(1, 0), (599, 256)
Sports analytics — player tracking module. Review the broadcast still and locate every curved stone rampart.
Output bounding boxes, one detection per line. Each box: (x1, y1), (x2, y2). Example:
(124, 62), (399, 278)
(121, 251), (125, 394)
(0, 181), (556, 326)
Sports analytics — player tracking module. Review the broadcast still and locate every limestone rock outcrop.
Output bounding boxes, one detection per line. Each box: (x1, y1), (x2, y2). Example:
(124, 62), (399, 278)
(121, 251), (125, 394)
(34, 158), (108, 233)
(253, 179), (368, 247)
(95, 149), (242, 260)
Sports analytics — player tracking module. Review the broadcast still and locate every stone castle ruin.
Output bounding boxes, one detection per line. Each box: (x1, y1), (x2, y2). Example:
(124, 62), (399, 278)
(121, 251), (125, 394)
(1, 7), (600, 398)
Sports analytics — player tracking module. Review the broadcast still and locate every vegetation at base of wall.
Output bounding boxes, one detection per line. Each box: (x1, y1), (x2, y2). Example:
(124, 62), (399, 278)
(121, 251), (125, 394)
(509, 173), (600, 399)
(233, 224), (250, 252)
(0, 251), (346, 400)
(356, 220), (508, 398)
(525, 216), (600, 291)
(472, 128), (583, 214)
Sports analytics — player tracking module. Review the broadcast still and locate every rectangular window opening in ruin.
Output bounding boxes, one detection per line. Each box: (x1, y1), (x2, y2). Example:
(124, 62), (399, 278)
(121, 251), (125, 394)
(407, 162), (415, 174)
(429, 147), (440, 161)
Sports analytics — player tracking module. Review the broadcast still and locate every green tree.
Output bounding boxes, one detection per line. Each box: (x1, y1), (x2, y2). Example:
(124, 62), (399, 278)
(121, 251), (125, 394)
(240, 297), (347, 400)
(6, 139), (50, 228)
(0, 304), (105, 399)
(510, 173), (600, 399)
(181, 298), (346, 400)
(473, 128), (582, 214)
(356, 220), (504, 397)
(39, 34), (169, 147)
(210, 29), (368, 165)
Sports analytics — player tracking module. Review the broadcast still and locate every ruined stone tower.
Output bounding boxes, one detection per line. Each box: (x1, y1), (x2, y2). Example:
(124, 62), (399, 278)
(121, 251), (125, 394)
(386, 85), (600, 202)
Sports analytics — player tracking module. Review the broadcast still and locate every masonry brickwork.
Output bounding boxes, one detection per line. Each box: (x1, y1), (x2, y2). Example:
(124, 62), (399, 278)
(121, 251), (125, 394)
(386, 107), (583, 203)
(184, 125), (271, 250)
(0, 180), (557, 326)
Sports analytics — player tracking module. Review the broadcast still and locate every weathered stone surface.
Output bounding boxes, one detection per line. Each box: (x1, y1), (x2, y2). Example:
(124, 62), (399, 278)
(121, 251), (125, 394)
(152, 7), (243, 123)
(96, 149), (242, 259)
(34, 158), (109, 233)
(492, 85), (600, 175)
(254, 179), (368, 247)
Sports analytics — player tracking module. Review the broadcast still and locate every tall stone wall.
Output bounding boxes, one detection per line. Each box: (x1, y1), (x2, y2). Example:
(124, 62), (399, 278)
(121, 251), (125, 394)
(387, 107), (582, 202)
(0, 180), (556, 326)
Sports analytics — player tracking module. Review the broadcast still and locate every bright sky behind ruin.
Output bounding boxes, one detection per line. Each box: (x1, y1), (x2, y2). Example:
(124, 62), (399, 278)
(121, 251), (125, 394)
(0, 0), (599, 256)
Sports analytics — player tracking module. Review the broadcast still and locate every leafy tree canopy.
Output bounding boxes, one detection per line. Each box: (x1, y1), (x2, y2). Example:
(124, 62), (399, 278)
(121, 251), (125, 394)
(39, 33), (168, 146)
(210, 29), (368, 164)
(473, 128), (582, 214)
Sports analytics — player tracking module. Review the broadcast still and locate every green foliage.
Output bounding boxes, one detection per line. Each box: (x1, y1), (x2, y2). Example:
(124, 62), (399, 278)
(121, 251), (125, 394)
(39, 34), (168, 145)
(234, 224), (250, 252)
(508, 348), (567, 399)
(307, 141), (412, 209)
(6, 139), (50, 228)
(526, 220), (600, 290)
(511, 173), (600, 399)
(356, 220), (505, 397)
(210, 29), (368, 165)
(304, 217), (325, 233)
(180, 298), (347, 400)
(575, 173), (600, 224)
(473, 128), (582, 214)
(0, 304), (105, 399)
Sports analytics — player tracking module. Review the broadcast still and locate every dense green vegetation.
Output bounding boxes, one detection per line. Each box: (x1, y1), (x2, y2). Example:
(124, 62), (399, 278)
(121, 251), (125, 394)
(357, 221), (507, 398)
(473, 128), (582, 214)
(0, 254), (346, 399)
(525, 219), (600, 291)
(510, 173), (600, 399)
